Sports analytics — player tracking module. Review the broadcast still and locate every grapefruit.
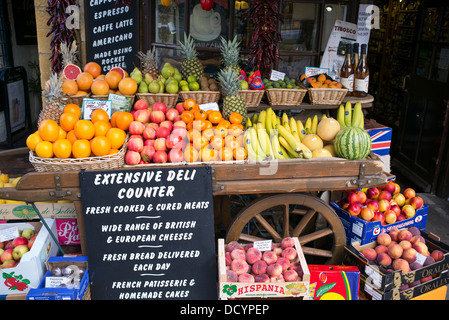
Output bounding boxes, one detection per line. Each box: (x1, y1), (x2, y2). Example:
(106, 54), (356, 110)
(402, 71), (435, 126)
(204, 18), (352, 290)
(62, 64), (82, 80)
(110, 67), (126, 79)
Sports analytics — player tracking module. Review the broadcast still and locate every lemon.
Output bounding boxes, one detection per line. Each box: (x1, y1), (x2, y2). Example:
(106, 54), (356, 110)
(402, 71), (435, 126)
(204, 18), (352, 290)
(0, 174), (9, 183)
(188, 81), (200, 91)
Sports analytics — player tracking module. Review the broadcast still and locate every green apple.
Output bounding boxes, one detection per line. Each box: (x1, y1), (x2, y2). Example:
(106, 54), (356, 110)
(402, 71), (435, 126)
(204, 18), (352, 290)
(21, 228), (35, 240)
(240, 80), (249, 90)
(187, 75), (197, 83)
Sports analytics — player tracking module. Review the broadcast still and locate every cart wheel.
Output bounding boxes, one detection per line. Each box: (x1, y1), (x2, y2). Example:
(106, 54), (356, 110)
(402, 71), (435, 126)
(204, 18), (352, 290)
(225, 193), (346, 265)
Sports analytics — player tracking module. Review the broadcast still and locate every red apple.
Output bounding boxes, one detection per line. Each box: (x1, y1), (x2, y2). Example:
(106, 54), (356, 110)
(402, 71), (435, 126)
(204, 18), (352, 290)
(347, 203), (361, 217)
(160, 120), (173, 132)
(384, 210), (397, 224)
(142, 126), (157, 140)
(125, 150), (141, 165)
(171, 127), (188, 140)
(168, 147), (184, 163)
(12, 237), (28, 247)
(127, 136), (144, 152)
(152, 102), (167, 114)
(166, 134), (184, 149)
(133, 99), (149, 110)
(153, 150), (168, 163)
(366, 199), (379, 212)
(134, 109), (151, 123)
(384, 181), (396, 194)
(409, 196), (424, 210)
(150, 110), (165, 124)
(347, 192), (359, 204)
(166, 108), (180, 121)
(128, 121), (145, 135)
(175, 102), (185, 115)
(144, 139), (155, 147)
(154, 138), (167, 152)
(141, 145), (155, 162)
(173, 120), (187, 129)
(0, 248), (13, 263)
(378, 190), (392, 201)
(156, 126), (171, 139)
(28, 234), (37, 249)
(360, 207), (374, 221)
(366, 187), (380, 200)
(403, 188), (416, 199)
(146, 122), (159, 130)
(356, 190), (367, 204)
(378, 199), (391, 213)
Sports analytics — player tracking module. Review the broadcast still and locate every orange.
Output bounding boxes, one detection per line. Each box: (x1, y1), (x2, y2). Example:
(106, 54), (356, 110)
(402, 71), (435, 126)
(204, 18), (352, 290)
(224, 135), (238, 150)
(59, 112), (79, 132)
(214, 125), (228, 139)
(106, 128), (126, 149)
(62, 79), (78, 95)
(194, 109), (208, 121)
(58, 127), (67, 139)
(115, 111), (133, 130)
(35, 141), (54, 158)
(74, 119), (95, 140)
(201, 128), (215, 142)
(91, 79), (110, 95)
(118, 77), (137, 95)
(192, 135), (209, 150)
(229, 112), (243, 124)
(183, 144), (199, 162)
(72, 139), (91, 158)
(105, 70), (123, 89)
(75, 90), (89, 96)
(181, 110), (194, 124)
(187, 129), (201, 142)
(208, 110), (223, 124)
(227, 123), (243, 137)
(90, 136), (112, 156)
(109, 149), (119, 155)
(236, 133), (244, 148)
(90, 108), (109, 124)
(94, 120), (112, 137)
(38, 119), (60, 142)
(26, 132), (43, 151)
(218, 119), (231, 128)
(96, 74), (106, 80)
(76, 72), (94, 91)
(199, 146), (215, 162)
(201, 120), (213, 131)
(210, 135), (224, 150)
(219, 147), (234, 161)
(67, 130), (78, 144)
(84, 62), (102, 78)
(63, 104), (81, 119)
(234, 146), (248, 160)
(52, 139), (72, 158)
(317, 74), (327, 83)
(184, 99), (196, 110)
(110, 111), (122, 127)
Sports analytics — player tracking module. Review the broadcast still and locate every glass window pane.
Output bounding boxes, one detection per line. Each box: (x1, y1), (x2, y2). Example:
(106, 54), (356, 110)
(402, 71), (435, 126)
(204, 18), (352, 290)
(189, 0), (229, 48)
(155, 1), (185, 45)
(322, 4), (349, 51)
(233, 3), (252, 50)
(277, 55), (317, 80)
(280, 2), (320, 52)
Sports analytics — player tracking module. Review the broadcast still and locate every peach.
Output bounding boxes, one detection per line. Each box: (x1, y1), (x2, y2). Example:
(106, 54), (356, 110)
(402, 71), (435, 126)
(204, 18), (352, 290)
(366, 199), (379, 212)
(238, 273), (255, 283)
(412, 242), (428, 256)
(281, 247), (297, 261)
(225, 252), (232, 266)
(347, 191), (359, 204)
(410, 261), (423, 271)
(402, 248), (417, 263)
(409, 196), (424, 210)
(262, 251), (278, 265)
(378, 190), (392, 202)
(402, 204), (416, 219)
(360, 207), (374, 221)
(388, 241), (398, 248)
(283, 269), (299, 282)
(375, 245), (389, 255)
(420, 276), (432, 284)
(267, 263), (283, 276)
(430, 250), (444, 262)
(246, 247), (262, 264)
(272, 243), (283, 256)
(255, 273), (270, 283)
(277, 257), (291, 271)
(376, 252), (392, 267)
(230, 249), (246, 261)
(408, 227), (421, 237)
(389, 229), (400, 242)
(384, 210), (397, 224)
(377, 233), (392, 246)
(281, 237), (295, 249)
(289, 262), (303, 278)
(347, 203), (361, 216)
(411, 235), (425, 245)
(388, 244), (404, 259)
(408, 280), (421, 288)
(423, 256), (435, 267)
(392, 193), (406, 207)
(356, 190), (367, 204)
(361, 248), (377, 261)
(226, 269), (238, 282)
(231, 259), (249, 275)
(399, 240), (412, 251)
(366, 187), (380, 200)
(392, 258), (410, 274)
(403, 188), (416, 199)
(251, 260), (268, 275)
(243, 243), (253, 251)
(270, 274), (285, 283)
(384, 181), (396, 194)
(397, 230), (412, 242)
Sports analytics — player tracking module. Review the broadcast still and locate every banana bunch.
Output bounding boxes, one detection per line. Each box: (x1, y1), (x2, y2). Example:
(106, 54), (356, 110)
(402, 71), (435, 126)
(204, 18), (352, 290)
(337, 101), (364, 129)
(303, 113), (327, 135)
(244, 108), (312, 160)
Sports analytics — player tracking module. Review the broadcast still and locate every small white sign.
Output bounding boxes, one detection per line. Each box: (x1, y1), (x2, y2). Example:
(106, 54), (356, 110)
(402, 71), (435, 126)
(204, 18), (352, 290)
(305, 67), (330, 78)
(199, 102), (220, 112)
(270, 70), (285, 81)
(0, 227), (20, 242)
(82, 99), (112, 120)
(108, 93), (133, 113)
(253, 240), (272, 252)
(45, 276), (67, 288)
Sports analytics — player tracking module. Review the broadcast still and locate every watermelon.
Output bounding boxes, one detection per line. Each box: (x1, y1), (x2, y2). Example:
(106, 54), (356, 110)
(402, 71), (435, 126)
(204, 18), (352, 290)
(333, 126), (371, 160)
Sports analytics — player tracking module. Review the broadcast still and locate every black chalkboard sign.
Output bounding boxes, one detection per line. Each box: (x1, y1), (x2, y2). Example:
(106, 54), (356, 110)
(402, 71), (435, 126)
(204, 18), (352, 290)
(79, 166), (218, 300)
(84, 0), (139, 73)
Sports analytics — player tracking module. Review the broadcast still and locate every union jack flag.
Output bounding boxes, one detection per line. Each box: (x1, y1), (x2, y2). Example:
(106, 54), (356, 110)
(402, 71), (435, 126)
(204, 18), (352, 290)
(366, 127), (392, 157)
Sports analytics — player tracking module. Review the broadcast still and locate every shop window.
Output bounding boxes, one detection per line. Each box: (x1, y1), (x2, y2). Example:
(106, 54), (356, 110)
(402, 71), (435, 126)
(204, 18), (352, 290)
(0, 1), (13, 70)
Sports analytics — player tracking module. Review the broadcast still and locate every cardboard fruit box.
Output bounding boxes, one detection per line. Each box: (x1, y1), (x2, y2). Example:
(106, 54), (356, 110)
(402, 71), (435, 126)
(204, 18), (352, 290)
(308, 265), (360, 300)
(0, 219), (60, 296)
(344, 230), (449, 295)
(217, 238), (311, 300)
(330, 201), (428, 245)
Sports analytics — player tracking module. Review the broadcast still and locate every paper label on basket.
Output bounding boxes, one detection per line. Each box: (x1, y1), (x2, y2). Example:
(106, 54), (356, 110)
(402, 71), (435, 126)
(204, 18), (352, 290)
(0, 226), (20, 242)
(270, 70), (285, 81)
(108, 93), (133, 113)
(82, 99), (112, 120)
(199, 102), (220, 111)
(305, 67), (329, 77)
(253, 240), (272, 252)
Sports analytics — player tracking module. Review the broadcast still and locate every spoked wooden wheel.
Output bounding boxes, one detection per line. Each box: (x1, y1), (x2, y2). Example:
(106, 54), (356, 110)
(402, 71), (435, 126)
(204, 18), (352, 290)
(225, 193), (346, 265)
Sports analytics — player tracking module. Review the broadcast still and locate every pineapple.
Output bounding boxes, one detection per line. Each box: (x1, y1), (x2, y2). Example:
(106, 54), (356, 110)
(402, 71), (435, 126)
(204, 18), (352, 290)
(60, 40), (79, 68)
(220, 36), (241, 75)
(38, 72), (65, 126)
(136, 46), (160, 79)
(217, 68), (247, 123)
(178, 33), (204, 81)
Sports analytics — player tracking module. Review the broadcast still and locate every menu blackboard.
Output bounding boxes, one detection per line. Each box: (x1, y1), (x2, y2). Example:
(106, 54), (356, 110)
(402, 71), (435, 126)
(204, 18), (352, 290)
(84, 0), (139, 73)
(79, 166), (218, 300)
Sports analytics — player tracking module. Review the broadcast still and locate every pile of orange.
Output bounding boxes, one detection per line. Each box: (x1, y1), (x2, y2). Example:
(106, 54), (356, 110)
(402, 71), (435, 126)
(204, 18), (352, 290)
(61, 62), (137, 97)
(300, 74), (343, 89)
(27, 104), (131, 159)
(180, 99), (247, 162)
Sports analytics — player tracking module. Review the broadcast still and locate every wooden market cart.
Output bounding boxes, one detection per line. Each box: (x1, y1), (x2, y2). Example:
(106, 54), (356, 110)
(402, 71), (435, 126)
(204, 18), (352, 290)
(0, 151), (389, 265)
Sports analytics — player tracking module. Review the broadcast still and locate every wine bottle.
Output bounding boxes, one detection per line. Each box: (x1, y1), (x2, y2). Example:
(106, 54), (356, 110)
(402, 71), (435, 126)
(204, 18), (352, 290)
(354, 44), (370, 97)
(340, 44), (354, 95)
(352, 43), (359, 79)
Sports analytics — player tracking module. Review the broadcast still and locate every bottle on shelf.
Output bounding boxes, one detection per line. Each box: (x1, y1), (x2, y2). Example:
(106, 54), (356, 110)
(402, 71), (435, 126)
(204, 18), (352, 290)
(352, 43), (359, 74)
(354, 44), (370, 97)
(340, 44), (354, 96)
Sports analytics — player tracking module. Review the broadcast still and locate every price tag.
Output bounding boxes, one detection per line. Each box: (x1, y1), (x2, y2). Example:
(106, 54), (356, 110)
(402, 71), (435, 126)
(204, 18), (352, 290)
(253, 240), (272, 252)
(305, 67), (329, 77)
(45, 276), (67, 288)
(199, 102), (220, 112)
(82, 99), (112, 120)
(108, 93), (133, 113)
(0, 227), (20, 242)
(270, 70), (285, 81)
(415, 252), (427, 265)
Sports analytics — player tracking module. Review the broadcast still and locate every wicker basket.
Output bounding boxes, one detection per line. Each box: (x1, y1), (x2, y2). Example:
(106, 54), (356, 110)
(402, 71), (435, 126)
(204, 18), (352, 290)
(29, 135), (129, 172)
(266, 88), (307, 106)
(64, 94), (91, 107)
(179, 91), (220, 104)
(135, 93), (179, 108)
(238, 90), (265, 107)
(90, 94), (135, 104)
(307, 88), (348, 105)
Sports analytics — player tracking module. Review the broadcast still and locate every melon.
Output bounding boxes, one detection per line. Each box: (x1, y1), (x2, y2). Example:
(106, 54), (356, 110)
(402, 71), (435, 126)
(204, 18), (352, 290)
(333, 126), (372, 160)
(312, 148), (333, 158)
(323, 144), (336, 157)
(301, 134), (323, 152)
(317, 117), (341, 141)
(63, 64), (82, 80)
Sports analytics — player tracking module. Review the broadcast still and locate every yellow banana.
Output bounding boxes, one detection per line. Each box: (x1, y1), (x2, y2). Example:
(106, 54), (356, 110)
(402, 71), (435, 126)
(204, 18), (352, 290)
(256, 123), (270, 156)
(279, 136), (301, 158)
(344, 101), (352, 127)
(282, 113), (289, 126)
(276, 116), (281, 127)
(265, 108), (273, 135)
(305, 117), (312, 134)
(296, 120), (306, 140)
(321, 114), (327, 120)
(311, 115), (318, 134)
(257, 110), (266, 127)
(251, 113), (258, 124)
(270, 131), (284, 159)
(352, 102), (363, 129)
(279, 145), (291, 159)
(276, 124), (299, 151)
(244, 129), (265, 161)
(337, 104), (346, 128)
(289, 118), (301, 144)
(271, 112), (277, 132)
(245, 117), (253, 129)
(296, 141), (312, 159)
